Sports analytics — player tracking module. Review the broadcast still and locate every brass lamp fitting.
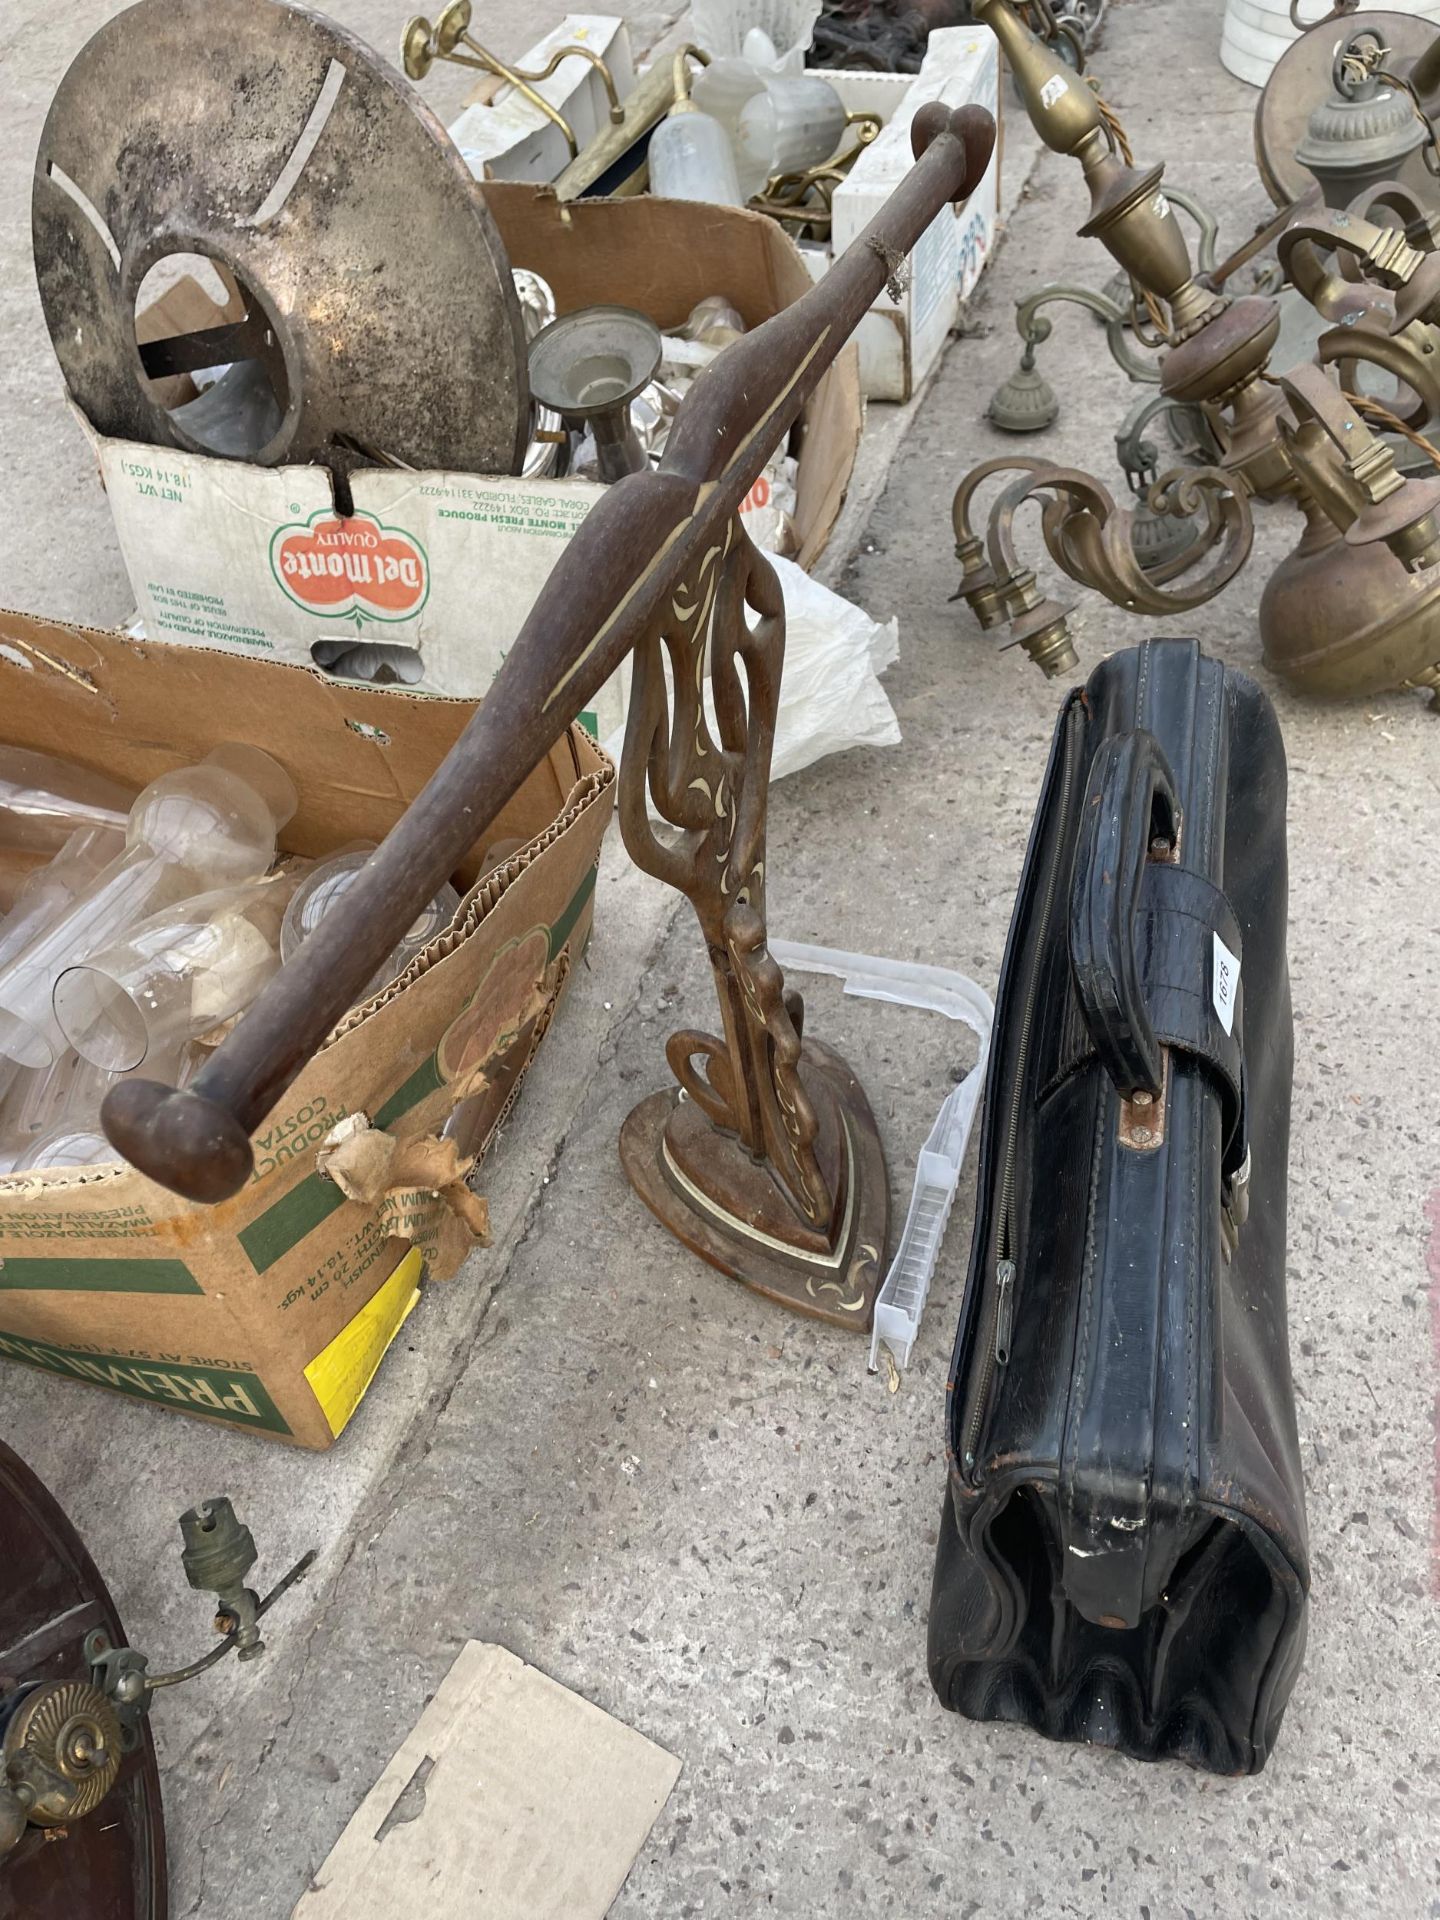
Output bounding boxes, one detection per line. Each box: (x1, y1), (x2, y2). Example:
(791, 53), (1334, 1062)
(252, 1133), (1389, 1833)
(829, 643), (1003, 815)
(954, 531), (1009, 625)
(1002, 575), (1081, 677)
(988, 471), (1080, 677)
(551, 46), (709, 202)
(952, 455), (1051, 627)
(669, 44), (705, 108)
(1280, 362), (1440, 573)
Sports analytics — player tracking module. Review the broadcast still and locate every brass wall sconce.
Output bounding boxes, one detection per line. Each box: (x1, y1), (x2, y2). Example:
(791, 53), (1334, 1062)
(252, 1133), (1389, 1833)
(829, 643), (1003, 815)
(955, 0), (1440, 703)
(551, 47), (708, 202)
(100, 104), (1000, 1333)
(402, 0), (625, 161)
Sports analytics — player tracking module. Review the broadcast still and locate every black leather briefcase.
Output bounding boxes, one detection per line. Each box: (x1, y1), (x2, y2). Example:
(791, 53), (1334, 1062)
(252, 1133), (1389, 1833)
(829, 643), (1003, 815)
(928, 639), (1308, 1774)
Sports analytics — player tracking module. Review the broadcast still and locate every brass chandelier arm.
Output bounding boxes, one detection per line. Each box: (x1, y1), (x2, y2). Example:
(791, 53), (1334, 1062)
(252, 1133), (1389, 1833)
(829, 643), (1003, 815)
(1205, 188), (1321, 293)
(1014, 285), (1159, 383)
(985, 463), (1255, 622)
(1354, 178), (1440, 250)
(1274, 204), (1440, 424)
(1276, 207), (1428, 297)
(1313, 320), (1440, 429)
(982, 469), (1081, 678)
(952, 454), (1051, 549)
(952, 454), (1053, 628)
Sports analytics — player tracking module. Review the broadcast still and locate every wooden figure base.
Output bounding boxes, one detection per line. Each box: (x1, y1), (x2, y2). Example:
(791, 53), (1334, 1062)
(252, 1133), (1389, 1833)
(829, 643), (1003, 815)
(619, 1039), (890, 1331)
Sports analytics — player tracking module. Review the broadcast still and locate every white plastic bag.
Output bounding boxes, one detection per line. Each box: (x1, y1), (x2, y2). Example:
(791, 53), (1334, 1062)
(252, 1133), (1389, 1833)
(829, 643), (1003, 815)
(767, 553), (899, 777)
(602, 551), (900, 782)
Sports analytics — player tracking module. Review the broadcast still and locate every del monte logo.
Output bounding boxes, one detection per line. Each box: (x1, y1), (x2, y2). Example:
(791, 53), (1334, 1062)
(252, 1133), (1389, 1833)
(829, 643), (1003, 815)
(269, 507), (429, 632)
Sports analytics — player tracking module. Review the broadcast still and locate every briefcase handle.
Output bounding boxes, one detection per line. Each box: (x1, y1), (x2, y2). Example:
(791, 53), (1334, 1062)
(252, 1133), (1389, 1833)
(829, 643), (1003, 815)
(1069, 728), (1181, 1101)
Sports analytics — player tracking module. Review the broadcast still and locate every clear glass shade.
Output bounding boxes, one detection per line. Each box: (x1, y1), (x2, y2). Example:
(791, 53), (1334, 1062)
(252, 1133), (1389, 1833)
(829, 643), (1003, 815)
(735, 74), (846, 182)
(280, 849), (461, 1005)
(51, 869), (302, 1073)
(0, 747), (296, 1068)
(0, 747), (134, 856)
(649, 108), (745, 206)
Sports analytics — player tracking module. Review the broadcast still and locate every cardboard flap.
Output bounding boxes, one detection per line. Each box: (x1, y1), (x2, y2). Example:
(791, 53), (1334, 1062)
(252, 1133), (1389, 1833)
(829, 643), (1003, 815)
(0, 606), (580, 878)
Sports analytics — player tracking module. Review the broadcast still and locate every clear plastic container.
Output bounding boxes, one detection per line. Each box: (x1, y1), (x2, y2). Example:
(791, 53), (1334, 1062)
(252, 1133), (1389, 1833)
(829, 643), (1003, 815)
(0, 827), (125, 973)
(14, 1123), (116, 1172)
(0, 1037), (203, 1175)
(0, 1051), (115, 1172)
(52, 872), (299, 1073)
(0, 748), (134, 856)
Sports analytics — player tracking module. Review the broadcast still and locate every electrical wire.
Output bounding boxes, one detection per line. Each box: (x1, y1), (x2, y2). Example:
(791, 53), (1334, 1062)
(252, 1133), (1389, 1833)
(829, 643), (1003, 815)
(1087, 82), (1171, 340)
(1341, 390), (1440, 472)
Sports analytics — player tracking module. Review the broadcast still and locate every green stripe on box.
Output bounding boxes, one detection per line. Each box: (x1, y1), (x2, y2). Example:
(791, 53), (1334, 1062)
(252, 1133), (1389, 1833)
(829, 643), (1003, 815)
(375, 1056), (443, 1128)
(0, 1257), (202, 1295)
(239, 867), (599, 1277)
(548, 864), (596, 960)
(577, 711), (599, 739)
(238, 1172), (347, 1275)
(0, 1327), (290, 1433)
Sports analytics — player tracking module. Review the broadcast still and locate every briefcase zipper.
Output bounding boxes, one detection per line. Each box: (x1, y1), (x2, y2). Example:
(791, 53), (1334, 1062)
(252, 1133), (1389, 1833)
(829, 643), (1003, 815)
(963, 699), (1084, 1476)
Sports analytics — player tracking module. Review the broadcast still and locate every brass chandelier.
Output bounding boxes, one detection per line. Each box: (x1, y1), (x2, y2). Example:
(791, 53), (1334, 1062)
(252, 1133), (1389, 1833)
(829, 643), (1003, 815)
(954, 0), (1440, 706)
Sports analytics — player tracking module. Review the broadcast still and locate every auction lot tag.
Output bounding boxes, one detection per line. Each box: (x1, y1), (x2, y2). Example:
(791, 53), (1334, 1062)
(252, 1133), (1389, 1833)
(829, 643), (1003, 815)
(1213, 932), (1240, 1037)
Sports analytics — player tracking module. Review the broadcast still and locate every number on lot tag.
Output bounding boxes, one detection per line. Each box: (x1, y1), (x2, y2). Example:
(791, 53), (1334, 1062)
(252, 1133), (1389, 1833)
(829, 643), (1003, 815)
(1213, 932), (1240, 1037)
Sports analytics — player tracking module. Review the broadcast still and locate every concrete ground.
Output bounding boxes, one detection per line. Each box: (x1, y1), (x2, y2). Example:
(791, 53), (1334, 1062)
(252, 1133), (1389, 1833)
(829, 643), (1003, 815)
(3, 0), (1440, 1916)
